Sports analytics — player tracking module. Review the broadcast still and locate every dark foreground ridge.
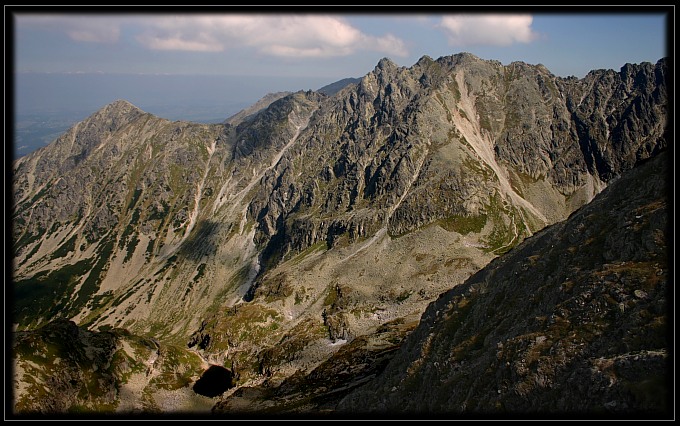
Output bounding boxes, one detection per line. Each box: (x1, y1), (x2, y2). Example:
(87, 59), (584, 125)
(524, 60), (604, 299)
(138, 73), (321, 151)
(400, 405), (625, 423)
(336, 151), (671, 418)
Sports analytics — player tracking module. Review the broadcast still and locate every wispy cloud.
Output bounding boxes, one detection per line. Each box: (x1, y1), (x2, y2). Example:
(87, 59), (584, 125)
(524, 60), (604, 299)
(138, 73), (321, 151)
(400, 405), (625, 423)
(438, 15), (538, 47)
(135, 15), (408, 58)
(18, 15), (121, 43)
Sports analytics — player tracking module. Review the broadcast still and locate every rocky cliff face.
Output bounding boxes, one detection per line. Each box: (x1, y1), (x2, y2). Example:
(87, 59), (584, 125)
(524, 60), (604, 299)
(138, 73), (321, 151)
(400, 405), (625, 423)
(11, 52), (668, 415)
(247, 54), (667, 267)
(337, 151), (670, 417)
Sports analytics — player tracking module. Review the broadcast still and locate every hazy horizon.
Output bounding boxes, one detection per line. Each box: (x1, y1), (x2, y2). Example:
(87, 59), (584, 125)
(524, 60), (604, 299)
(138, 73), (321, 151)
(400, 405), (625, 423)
(14, 72), (339, 116)
(12, 72), (339, 159)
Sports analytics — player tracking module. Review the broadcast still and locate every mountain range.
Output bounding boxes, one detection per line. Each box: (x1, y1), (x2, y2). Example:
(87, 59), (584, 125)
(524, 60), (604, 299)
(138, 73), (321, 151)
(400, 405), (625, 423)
(10, 52), (670, 418)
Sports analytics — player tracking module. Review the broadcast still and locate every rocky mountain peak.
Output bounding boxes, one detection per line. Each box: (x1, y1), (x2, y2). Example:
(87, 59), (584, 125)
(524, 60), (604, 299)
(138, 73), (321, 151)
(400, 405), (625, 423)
(415, 54), (434, 66)
(448, 51), (487, 66)
(375, 57), (399, 72)
(103, 98), (141, 111)
(11, 99), (152, 205)
(85, 99), (147, 129)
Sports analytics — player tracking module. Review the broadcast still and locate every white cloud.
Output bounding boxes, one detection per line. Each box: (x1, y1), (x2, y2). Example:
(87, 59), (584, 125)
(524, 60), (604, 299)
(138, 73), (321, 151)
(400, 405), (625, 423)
(137, 35), (223, 52)
(364, 33), (408, 58)
(134, 15), (408, 58)
(439, 15), (537, 47)
(16, 14), (409, 58)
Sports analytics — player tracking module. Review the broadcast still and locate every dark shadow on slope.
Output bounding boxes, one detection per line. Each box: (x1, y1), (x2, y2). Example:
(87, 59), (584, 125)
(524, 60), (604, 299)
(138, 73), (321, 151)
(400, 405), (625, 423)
(242, 223), (289, 302)
(176, 219), (222, 262)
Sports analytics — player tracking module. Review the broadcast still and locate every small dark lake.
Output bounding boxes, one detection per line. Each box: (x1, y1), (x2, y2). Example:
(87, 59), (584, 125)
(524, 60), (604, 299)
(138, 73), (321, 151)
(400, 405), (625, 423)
(192, 365), (233, 398)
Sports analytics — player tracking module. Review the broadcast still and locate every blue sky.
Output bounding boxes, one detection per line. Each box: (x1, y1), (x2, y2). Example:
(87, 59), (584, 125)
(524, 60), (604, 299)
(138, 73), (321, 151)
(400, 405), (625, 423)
(12, 9), (669, 80)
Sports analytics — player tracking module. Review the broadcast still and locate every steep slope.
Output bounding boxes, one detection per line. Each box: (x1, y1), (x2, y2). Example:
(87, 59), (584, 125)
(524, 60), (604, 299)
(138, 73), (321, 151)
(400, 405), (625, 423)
(11, 52), (668, 413)
(12, 92), (321, 337)
(337, 151), (670, 417)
